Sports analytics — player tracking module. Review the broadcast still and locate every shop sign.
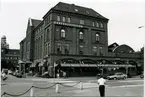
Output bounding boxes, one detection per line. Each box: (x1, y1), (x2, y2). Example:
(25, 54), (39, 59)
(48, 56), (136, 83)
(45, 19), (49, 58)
(54, 21), (83, 28)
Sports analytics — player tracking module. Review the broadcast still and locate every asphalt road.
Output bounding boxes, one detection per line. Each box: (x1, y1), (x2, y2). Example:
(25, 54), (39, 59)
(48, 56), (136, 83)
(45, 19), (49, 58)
(1, 75), (144, 97)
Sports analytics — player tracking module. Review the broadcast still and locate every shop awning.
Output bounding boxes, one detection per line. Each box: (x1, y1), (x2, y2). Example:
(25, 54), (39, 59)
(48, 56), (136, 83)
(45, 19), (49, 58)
(61, 64), (71, 67)
(80, 64), (89, 67)
(97, 64), (136, 67)
(88, 64), (97, 67)
(70, 64), (81, 67)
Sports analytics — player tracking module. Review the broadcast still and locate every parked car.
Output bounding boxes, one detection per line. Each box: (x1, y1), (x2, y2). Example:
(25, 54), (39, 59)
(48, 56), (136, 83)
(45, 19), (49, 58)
(8, 70), (13, 75)
(2, 69), (8, 75)
(107, 72), (127, 80)
(140, 74), (144, 79)
(15, 72), (22, 78)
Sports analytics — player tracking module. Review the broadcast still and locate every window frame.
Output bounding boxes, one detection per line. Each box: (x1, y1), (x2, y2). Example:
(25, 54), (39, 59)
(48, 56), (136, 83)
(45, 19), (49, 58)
(79, 31), (84, 40)
(80, 19), (84, 25)
(60, 29), (66, 38)
(95, 33), (100, 42)
(62, 16), (66, 22)
(57, 15), (61, 21)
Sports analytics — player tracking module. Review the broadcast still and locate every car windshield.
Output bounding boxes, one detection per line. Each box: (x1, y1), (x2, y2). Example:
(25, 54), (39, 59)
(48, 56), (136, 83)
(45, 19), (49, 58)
(115, 73), (122, 75)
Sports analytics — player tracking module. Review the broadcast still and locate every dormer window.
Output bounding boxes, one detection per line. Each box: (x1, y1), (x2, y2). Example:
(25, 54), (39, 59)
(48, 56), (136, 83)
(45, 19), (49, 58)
(68, 17), (71, 23)
(80, 20), (84, 25)
(96, 22), (99, 27)
(100, 23), (104, 28)
(92, 22), (95, 27)
(75, 9), (78, 12)
(62, 16), (66, 22)
(57, 16), (60, 21)
(86, 11), (89, 14)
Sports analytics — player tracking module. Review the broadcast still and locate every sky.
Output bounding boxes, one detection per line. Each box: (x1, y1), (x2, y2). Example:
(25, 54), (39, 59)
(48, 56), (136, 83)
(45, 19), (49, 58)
(0, 0), (145, 51)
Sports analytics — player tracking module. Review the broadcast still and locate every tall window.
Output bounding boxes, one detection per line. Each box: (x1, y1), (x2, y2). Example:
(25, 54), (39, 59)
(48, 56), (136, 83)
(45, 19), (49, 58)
(64, 44), (69, 54)
(99, 47), (103, 55)
(79, 45), (83, 54)
(61, 29), (66, 38)
(96, 22), (99, 27)
(47, 29), (49, 41)
(100, 23), (104, 28)
(93, 46), (97, 55)
(57, 16), (60, 21)
(62, 16), (66, 22)
(57, 43), (61, 54)
(79, 31), (84, 40)
(96, 33), (100, 41)
(68, 17), (71, 23)
(92, 22), (95, 27)
(80, 20), (84, 24)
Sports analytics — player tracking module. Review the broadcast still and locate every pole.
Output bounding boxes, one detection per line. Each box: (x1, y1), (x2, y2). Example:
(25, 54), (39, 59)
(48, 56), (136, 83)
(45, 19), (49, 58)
(55, 83), (59, 93)
(30, 86), (34, 96)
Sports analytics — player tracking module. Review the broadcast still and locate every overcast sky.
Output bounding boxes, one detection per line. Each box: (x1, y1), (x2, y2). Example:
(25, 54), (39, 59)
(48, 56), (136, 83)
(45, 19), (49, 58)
(0, 0), (145, 51)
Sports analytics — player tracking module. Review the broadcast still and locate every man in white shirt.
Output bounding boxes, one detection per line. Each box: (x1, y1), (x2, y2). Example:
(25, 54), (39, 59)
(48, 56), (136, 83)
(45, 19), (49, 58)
(98, 75), (106, 97)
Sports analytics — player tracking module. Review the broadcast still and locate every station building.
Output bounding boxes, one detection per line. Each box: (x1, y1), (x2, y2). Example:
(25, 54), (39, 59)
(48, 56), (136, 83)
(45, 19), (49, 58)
(19, 2), (144, 77)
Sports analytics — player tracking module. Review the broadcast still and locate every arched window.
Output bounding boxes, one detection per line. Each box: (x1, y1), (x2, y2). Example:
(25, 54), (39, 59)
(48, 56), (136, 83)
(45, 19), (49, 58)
(96, 33), (100, 41)
(61, 29), (66, 38)
(100, 23), (104, 28)
(96, 22), (99, 27)
(79, 31), (84, 40)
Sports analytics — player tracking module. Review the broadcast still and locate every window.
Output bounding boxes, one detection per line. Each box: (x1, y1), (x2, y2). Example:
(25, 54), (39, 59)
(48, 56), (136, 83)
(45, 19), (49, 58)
(57, 16), (60, 21)
(79, 45), (83, 54)
(92, 22), (95, 27)
(93, 46), (97, 54)
(79, 31), (84, 40)
(96, 33), (100, 41)
(96, 22), (99, 27)
(75, 9), (78, 12)
(100, 23), (104, 28)
(62, 16), (66, 22)
(47, 29), (49, 41)
(80, 20), (84, 24)
(68, 17), (71, 23)
(57, 43), (61, 54)
(61, 29), (66, 38)
(64, 44), (69, 54)
(99, 47), (103, 55)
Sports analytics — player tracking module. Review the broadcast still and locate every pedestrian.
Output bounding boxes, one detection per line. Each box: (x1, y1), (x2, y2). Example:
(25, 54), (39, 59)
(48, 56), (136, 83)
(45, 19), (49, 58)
(98, 75), (106, 97)
(63, 71), (66, 78)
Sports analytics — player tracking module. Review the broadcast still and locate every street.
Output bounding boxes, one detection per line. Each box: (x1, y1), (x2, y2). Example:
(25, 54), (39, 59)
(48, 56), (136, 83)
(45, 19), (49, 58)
(1, 75), (144, 97)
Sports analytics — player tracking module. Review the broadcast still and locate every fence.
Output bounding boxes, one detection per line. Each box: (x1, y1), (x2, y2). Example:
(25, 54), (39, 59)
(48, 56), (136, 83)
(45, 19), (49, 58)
(1, 81), (85, 97)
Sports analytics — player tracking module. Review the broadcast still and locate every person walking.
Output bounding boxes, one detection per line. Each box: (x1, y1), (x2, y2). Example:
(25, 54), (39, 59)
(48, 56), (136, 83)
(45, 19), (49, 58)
(98, 75), (106, 97)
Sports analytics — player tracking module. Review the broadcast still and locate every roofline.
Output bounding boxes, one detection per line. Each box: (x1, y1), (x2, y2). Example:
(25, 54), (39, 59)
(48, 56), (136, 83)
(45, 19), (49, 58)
(43, 7), (109, 21)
